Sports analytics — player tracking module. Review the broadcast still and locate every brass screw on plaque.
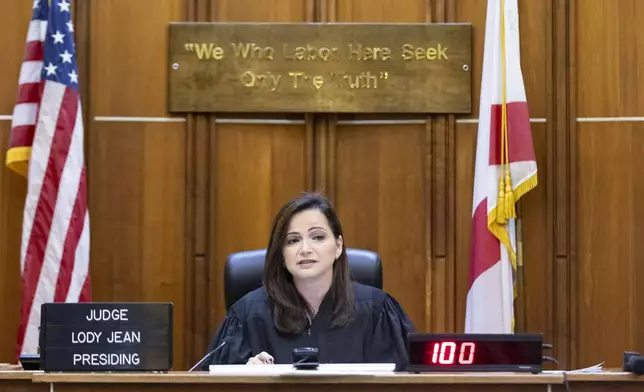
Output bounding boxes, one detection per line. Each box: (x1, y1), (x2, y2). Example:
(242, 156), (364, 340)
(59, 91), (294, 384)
(463, 64), (469, 71)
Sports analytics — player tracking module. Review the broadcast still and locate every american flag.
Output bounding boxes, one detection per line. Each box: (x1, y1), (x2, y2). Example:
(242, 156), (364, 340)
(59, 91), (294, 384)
(465, 0), (537, 333)
(7, 0), (91, 357)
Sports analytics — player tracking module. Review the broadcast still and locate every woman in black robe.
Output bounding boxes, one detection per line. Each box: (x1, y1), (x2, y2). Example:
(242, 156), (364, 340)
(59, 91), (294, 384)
(202, 193), (414, 368)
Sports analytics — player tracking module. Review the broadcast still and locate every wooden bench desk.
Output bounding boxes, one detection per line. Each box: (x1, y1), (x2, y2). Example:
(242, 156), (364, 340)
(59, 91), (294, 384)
(0, 370), (641, 392)
(0, 371), (45, 392)
(33, 371), (562, 392)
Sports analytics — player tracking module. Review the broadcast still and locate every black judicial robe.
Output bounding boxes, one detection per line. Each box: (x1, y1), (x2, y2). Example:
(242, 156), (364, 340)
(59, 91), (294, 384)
(203, 282), (415, 369)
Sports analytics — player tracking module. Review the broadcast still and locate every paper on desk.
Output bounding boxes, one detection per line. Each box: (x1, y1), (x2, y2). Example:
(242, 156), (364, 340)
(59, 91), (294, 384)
(567, 362), (604, 373)
(209, 363), (396, 376)
(544, 362), (605, 374)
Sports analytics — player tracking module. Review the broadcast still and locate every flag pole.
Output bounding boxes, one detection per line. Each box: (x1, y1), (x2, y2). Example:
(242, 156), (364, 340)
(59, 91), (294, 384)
(515, 201), (527, 333)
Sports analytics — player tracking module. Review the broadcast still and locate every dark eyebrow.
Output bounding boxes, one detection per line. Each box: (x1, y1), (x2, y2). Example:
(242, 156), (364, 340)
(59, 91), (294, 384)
(286, 227), (327, 236)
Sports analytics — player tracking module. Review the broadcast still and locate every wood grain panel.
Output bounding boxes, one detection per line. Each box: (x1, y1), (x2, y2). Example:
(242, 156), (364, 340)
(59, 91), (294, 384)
(0, 0), (38, 363)
(577, 0), (644, 117)
(87, 122), (186, 368)
(334, 124), (428, 332)
(88, 0), (187, 370)
(336, 0), (426, 22)
(0, 2), (32, 113)
(0, 124), (26, 363)
(209, 123), (307, 335)
(90, 0), (183, 116)
(430, 115), (455, 333)
(215, 0), (308, 22)
(332, 0), (430, 332)
(186, 0), (218, 370)
(576, 0), (644, 367)
(195, 0), (312, 362)
(184, 115), (212, 367)
(576, 122), (644, 366)
(553, 0), (574, 369)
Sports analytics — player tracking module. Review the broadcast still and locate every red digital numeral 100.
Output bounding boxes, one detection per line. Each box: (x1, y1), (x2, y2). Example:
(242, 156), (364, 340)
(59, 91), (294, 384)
(430, 341), (476, 365)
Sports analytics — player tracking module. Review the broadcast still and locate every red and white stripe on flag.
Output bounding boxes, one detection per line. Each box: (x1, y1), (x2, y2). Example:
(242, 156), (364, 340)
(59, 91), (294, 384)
(8, 0), (91, 357)
(465, 0), (537, 333)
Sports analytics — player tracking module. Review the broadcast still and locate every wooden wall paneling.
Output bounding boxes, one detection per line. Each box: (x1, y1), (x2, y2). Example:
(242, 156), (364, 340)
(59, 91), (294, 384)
(568, 0), (580, 368)
(575, 0), (644, 368)
(89, 0), (187, 370)
(86, 129), (188, 353)
(428, 0), (457, 335)
(552, 0), (574, 369)
(183, 112), (197, 368)
(184, 0), (194, 371)
(452, 0), (481, 336)
(198, 0), (312, 361)
(0, 123), (25, 364)
(567, 0), (579, 370)
(0, 0), (36, 364)
(183, 114), (213, 366)
(73, 0), (91, 136)
(430, 114), (456, 334)
(317, 1), (335, 201)
(215, 0), (310, 22)
(577, 123), (637, 366)
(423, 119), (434, 332)
(190, 114), (213, 367)
(305, 114), (315, 190)
(313, 115), (336, 200)
(334, 120), (429, 332)
(209, 120), (308, 335)
(184, 0), (218, 369)
(332, 0), (432, 333)
(335, 0), (426, 23)
(0, 2), (32, 112)
(514, 0), (551, 348)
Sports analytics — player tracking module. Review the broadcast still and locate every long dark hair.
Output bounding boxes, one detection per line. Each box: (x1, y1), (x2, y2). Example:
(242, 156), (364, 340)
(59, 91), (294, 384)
(263, 193), (354, 334)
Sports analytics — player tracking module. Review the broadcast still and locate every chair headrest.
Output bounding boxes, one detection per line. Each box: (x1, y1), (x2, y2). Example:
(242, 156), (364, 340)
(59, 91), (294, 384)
(224, 248), (382, 309)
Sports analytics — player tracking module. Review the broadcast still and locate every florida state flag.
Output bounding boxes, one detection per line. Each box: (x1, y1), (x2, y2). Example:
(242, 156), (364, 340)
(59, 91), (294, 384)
(465, 0), (538, 333)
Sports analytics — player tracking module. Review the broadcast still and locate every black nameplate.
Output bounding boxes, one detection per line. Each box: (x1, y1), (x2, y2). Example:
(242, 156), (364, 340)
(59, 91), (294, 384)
(39, 303), (173, 372)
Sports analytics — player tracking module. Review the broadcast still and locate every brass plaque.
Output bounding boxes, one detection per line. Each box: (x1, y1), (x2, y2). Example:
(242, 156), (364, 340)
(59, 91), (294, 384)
(168, 23), (472, 113)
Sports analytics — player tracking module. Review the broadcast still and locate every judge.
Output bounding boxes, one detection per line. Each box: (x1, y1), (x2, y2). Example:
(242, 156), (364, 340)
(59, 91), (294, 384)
(202, 193), (414, 368)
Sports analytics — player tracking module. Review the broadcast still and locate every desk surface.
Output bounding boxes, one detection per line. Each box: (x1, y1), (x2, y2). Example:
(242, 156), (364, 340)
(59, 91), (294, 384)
(0, 370), (33, 380)
(0, 370), (631, 384)
(31, 371), (564, 384)
(0, 370), (643, 392)
(566, 372), (644, 382)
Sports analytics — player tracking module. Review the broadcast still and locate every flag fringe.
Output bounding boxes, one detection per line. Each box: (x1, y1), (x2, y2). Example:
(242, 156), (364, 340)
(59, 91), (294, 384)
(504, 173), (516, 219)
(487, 171), (538, 268)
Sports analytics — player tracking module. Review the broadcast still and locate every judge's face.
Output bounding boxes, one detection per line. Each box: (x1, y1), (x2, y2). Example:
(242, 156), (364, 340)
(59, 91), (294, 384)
(282, 209), (343, 283)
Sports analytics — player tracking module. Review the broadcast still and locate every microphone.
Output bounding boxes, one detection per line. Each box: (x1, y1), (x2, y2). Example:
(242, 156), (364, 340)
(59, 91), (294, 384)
(189, 340), (228, 372)
(291, 347), (319, 370)
(623, 351), (644, 375)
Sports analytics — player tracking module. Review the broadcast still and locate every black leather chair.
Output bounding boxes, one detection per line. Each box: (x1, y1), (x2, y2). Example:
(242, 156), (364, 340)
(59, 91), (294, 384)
(224, 248), (382, 309)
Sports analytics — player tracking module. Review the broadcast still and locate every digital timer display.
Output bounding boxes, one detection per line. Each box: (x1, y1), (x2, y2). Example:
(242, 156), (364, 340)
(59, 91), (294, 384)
(405, 333), (543, 373)
(423, 341), (477, 365)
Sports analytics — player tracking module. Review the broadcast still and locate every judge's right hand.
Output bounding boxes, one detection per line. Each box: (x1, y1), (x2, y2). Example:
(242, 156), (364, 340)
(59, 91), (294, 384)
(247, 351), (274, 365)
